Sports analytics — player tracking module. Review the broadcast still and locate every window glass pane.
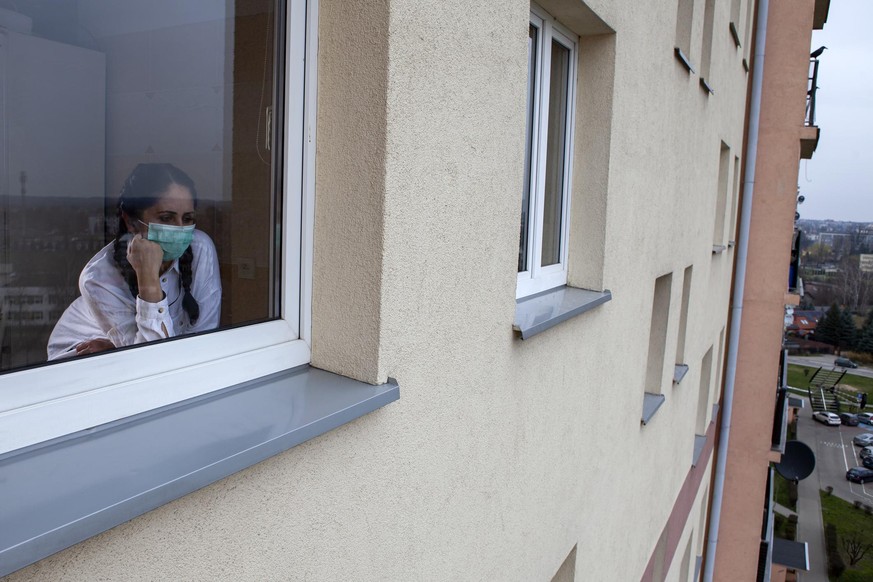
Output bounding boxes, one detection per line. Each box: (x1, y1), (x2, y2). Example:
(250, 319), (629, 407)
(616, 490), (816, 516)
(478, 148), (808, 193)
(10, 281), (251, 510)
(519, 23), (538, 273)
(541, 39), (570, 267)
(0, 1), (281, 372)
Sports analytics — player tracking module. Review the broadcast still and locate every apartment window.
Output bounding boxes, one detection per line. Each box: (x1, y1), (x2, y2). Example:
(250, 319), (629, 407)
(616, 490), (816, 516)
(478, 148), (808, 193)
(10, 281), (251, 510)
(696, 346), (714, 434)
(713, 142), (730, 248)
(0, 0), (312, 454)
(642, 272), (673, 423)
(729, 155), (741, 242)
(674, 0), (696, 72)
(675, 266), (693, 368)
(518, 6), (578, 298)
(699, 0), (716, 92)
(715, 327), (726, 402)
(646, 273), (673, 393)
(743, 0), (755, 66)
(729, 0), (743, 46)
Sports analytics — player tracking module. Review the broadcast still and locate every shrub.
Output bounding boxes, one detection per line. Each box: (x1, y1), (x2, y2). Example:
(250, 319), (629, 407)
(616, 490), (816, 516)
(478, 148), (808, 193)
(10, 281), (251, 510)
(825, 486), (834, 496)
(845, 350), (873, 366)
(784, 514), (797, 541)
(854, 500), (864, 510)
(824, 523), (846, 578)
(840, 570), (872, 582)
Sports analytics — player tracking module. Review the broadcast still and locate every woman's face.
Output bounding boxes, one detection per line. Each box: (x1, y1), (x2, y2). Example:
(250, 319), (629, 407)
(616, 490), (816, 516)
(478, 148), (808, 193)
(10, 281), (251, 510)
(128, 183), (195, 233)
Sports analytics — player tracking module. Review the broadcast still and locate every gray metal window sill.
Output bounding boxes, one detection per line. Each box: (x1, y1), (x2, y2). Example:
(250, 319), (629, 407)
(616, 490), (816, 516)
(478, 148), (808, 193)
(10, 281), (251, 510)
(729, 22), (742, 48)
(641, 392), (666, 425)
(674, 47), (696, 74)
(0, 365), (399, 577)
(674, 364), (690, 384)
(513, 286), (612, 340)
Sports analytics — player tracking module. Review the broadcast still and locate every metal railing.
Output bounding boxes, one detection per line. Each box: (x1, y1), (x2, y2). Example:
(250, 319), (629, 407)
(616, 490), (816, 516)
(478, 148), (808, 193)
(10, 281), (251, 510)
(788, 229), (801, 292)
(806, 58), (820, 126)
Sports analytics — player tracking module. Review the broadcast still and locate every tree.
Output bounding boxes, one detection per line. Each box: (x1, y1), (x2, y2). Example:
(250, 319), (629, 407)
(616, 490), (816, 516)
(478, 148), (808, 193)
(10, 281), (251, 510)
(859, 310), (873, 354)
(815, 303), (858, 354)
(816, 303), (840, 345)
(838, 256), (873, 310)
(838, 309), (858, 353)
(841, 533), (872, 566)
(805, 241), (833, 265)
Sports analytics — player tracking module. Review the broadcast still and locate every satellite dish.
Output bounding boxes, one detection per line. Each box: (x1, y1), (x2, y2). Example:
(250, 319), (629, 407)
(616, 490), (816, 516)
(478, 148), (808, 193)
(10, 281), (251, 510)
(775, 440), (816, 481)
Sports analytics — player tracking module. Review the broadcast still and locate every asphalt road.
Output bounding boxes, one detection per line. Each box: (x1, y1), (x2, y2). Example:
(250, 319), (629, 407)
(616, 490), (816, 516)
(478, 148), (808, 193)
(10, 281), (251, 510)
(786, 354), (873, 380)
(797, 410), (873, 503)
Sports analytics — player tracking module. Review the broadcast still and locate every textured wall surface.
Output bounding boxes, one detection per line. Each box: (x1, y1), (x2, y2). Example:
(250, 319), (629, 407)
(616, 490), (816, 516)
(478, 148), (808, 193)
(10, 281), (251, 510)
(714, 1), (819, 580)
(310, 0), (390, 383)
(5, 0), (753, 580)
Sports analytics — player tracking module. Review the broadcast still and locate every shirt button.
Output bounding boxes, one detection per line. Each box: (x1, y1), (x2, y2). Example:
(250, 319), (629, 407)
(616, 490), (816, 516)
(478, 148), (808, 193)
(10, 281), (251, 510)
(161, 278), (167, 283)
(158, 308), (165, 314)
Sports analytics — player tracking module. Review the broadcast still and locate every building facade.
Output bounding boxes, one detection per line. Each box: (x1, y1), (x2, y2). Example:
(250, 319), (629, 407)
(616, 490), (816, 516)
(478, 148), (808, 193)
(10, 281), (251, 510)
(712, 0), (830, 580)
(0, 0), (762, 580)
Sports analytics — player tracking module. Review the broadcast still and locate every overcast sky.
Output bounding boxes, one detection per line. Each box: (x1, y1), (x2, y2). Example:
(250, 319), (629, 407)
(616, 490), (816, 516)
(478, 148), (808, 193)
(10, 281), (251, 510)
(798, 0), (873, 223)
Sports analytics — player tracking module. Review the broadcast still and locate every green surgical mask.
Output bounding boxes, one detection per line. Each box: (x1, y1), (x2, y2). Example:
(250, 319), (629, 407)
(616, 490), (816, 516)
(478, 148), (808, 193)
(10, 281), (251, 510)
(139, 220), (195, 261)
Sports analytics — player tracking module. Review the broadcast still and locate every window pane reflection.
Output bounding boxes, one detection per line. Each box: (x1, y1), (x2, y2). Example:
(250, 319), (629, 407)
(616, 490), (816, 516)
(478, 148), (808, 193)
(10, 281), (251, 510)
(519, 23), (538, 273)
(0, 1), (280, 372)
(541, 39), (570, 267)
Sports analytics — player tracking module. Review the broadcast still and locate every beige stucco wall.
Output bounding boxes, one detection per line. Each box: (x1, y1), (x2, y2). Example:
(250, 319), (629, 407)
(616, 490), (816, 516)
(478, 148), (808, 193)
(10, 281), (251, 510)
(5, 0), (752, 580)
(714, 1), (819, 580)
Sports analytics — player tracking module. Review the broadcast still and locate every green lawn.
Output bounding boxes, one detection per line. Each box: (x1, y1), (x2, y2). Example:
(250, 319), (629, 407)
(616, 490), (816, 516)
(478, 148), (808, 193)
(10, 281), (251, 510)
(820, 490), (873, 580)
(773, 472), (795, 510)
(788, 364), (873, 394)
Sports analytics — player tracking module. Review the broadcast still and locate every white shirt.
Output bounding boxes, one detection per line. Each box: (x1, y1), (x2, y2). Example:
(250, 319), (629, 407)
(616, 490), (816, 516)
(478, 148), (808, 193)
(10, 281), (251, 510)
(47, 230), (221, 359)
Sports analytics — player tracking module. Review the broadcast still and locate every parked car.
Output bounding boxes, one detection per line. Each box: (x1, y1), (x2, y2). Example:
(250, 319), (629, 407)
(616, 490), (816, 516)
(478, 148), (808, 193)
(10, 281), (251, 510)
(847, 467), (873, 483)
(860, 446), (873, 460)
(835, 357), (858, 369)
(814, 411), (841, 426)
(840, 412), (860, 426)
(862, 457), (873, 470)
(858, 412), (873, 425)
(854, 433), (873, 447)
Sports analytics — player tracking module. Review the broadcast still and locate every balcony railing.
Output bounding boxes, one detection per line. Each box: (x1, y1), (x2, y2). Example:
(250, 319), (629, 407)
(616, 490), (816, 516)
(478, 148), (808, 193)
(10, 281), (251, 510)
(788, 229), (802, 293)
(806, 58), (820, 127)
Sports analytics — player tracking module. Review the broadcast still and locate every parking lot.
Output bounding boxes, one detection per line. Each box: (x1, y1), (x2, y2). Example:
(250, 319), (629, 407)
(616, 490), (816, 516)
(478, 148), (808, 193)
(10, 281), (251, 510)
(798, 409), (873, 502)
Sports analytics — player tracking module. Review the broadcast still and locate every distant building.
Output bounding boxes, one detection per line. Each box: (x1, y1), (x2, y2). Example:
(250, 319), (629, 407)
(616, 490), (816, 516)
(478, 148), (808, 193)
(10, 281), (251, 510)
(789, 310), (825, 338)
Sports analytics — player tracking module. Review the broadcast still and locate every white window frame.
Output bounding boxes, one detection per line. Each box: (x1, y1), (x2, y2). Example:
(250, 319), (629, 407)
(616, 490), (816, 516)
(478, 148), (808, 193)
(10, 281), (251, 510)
(517, 6), (578, 299)
(0, 0), (316, 455)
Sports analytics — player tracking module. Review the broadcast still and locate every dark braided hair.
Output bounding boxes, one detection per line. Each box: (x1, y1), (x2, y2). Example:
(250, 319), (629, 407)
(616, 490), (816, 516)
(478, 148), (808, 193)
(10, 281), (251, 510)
(113, 163), (200, 324)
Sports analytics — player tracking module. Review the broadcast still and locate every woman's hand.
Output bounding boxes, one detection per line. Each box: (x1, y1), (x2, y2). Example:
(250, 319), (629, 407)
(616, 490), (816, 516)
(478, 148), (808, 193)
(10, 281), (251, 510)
(75, 338), (116, 355)
(126, 233), (164, 302)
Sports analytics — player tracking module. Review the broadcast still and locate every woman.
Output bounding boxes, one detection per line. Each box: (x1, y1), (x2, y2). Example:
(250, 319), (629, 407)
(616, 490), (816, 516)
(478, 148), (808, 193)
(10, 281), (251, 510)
(48, 164), (221, 359)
